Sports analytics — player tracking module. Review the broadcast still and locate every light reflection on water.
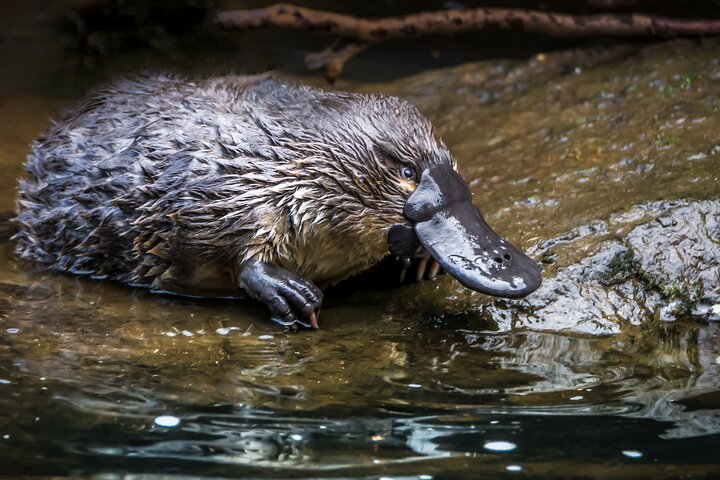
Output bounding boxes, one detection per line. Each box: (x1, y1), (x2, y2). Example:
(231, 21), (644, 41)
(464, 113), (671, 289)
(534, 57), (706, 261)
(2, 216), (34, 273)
(1, 257), (720, 476)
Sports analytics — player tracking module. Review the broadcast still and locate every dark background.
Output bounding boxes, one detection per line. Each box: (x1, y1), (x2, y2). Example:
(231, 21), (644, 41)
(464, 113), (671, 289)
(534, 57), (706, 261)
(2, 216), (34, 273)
(3, 0), (720, 97)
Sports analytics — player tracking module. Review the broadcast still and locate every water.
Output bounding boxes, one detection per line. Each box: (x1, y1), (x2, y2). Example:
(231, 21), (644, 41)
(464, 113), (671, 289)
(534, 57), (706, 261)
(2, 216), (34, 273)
(1, 3), (720, 478)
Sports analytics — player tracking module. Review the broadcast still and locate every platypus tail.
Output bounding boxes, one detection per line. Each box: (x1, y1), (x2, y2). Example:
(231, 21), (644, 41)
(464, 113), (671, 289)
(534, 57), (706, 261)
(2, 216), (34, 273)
(0, 211), (16, 243)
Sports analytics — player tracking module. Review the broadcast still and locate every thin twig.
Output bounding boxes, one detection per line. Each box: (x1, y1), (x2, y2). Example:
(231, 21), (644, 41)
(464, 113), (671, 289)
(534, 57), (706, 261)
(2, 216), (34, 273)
(304, 40), (368, 81)
(217, 4), (720, 80)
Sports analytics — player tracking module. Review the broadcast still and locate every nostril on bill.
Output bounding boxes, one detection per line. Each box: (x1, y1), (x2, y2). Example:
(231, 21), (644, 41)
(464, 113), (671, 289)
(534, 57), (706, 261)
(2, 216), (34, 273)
(493, 253), (512, 264)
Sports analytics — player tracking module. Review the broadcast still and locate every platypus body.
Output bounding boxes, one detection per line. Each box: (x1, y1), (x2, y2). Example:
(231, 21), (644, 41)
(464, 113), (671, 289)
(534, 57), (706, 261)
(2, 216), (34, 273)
(14, 74), (541, 328)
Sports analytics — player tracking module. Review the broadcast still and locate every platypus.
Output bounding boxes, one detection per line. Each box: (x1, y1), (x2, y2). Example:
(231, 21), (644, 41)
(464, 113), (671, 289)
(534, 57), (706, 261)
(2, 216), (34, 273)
(14, 73), (541, 328)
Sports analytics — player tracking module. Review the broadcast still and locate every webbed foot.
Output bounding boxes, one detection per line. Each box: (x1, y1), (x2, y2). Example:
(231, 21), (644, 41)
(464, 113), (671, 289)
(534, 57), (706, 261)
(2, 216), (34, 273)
(238, 261), (323, 329)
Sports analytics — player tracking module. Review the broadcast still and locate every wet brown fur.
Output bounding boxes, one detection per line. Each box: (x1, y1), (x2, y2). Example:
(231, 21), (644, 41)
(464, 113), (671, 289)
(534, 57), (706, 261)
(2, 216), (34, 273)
(13, 74), (453, 295)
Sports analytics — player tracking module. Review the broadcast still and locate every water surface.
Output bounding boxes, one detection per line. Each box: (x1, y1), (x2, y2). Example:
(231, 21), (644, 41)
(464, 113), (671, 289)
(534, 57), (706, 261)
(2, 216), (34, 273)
(1, 5), (720, 479)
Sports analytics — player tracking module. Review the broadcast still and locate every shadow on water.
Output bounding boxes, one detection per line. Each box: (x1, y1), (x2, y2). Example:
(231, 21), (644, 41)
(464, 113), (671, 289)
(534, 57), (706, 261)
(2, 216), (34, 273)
(2, 1), (720, 478)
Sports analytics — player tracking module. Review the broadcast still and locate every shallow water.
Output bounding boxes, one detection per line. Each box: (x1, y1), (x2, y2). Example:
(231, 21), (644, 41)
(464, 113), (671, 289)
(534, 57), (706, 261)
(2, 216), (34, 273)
(2, 3), (720, 479)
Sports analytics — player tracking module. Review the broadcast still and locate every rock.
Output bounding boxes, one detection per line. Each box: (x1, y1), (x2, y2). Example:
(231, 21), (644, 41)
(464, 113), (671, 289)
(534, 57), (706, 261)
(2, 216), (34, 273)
(486, 199), (720, 334)
(362, 39), (720, 334)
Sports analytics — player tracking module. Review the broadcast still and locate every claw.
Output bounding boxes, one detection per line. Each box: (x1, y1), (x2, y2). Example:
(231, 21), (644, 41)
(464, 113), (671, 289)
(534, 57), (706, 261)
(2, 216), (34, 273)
(416, 256), (429, 282)
(238, 261), (324, 330)
(428, 260), (441, 280)
(309, 311), (319, 329)
(399, 257), (411, 283)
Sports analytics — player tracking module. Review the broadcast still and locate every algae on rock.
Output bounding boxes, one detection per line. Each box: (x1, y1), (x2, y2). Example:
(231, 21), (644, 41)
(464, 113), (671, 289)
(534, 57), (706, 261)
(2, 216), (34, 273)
(486, 200), (720, 334)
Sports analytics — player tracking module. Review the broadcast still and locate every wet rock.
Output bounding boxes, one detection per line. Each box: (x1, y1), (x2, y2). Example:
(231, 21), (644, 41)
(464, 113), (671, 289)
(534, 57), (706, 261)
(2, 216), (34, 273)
(354, 38), (720, 334)
(487, 199), (720, 334)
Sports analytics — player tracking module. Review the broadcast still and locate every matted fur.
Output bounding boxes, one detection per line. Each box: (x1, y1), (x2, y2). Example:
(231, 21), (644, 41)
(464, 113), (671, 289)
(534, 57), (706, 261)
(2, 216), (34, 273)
(14, 73), (453, 293)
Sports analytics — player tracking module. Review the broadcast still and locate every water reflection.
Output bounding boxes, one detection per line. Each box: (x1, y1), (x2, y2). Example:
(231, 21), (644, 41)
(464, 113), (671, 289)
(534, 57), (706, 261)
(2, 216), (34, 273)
(1, 254), (719, 475)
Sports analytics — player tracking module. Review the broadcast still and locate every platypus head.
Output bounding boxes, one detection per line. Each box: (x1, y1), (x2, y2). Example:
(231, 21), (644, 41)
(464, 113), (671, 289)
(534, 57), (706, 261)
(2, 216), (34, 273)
(346, 94), (541, 298)
(386, 165), (542, 298)
(248, 78), (541, 297)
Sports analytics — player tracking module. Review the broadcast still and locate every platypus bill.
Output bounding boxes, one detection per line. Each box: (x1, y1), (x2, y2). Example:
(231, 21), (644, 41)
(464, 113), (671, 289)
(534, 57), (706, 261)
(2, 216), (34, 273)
(14, 74), (541, 328)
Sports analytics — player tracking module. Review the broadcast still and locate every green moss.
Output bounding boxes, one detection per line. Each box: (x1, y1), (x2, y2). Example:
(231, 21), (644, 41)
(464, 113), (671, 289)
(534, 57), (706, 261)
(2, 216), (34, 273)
(600, 250), (704, 315)
(658, 279), (705, 316)
(600, 250), (637, 286)
(654, 134), (679, 148)
(540, 248), (556, 265)
(681, 75), (693, 91)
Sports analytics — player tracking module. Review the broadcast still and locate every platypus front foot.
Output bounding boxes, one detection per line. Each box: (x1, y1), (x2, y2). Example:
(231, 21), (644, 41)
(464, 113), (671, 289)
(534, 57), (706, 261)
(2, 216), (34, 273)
(238, 261), (323, 329)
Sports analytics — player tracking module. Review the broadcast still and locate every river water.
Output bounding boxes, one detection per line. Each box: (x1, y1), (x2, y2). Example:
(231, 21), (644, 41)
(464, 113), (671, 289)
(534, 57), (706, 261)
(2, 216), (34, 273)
(1, 2), (719, 478)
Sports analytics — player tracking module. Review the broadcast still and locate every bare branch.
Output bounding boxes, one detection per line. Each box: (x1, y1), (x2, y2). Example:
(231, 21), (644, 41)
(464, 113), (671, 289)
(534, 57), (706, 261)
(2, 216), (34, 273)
(217, 4), (720, 80)
(304, 40), (367, 82)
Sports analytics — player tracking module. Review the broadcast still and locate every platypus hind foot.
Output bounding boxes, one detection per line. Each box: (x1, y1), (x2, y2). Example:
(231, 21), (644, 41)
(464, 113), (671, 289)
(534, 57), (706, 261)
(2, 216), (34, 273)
(238, 260), (323, 329)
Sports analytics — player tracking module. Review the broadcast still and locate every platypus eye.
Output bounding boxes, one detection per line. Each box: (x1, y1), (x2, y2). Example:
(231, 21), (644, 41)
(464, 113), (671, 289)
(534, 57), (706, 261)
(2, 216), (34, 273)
(401, 167), (416, 180)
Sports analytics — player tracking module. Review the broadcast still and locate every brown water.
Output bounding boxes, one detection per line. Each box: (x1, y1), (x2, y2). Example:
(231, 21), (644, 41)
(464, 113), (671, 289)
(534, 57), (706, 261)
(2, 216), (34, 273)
(1, 4), (720, 479)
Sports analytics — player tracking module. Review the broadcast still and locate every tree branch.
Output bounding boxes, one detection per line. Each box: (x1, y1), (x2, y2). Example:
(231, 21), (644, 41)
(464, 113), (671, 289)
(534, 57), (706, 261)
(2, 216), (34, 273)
(304, 40), (367, 81)
(586, 0), (642, 8)
(217, 4), (720, 80)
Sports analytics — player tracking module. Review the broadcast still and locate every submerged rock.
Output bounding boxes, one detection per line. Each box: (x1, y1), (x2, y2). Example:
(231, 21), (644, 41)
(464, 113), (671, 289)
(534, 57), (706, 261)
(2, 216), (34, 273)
(486, 199), (719, 334)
